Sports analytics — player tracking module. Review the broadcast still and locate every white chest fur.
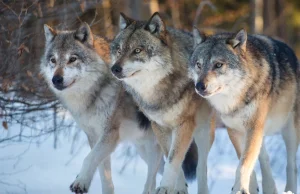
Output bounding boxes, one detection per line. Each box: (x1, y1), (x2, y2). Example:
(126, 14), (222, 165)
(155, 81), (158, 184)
(59, 87), (148, 144)
(145, 96), (188, 129)
(57, 84), (117, 139)
(220, 99), (293, 135)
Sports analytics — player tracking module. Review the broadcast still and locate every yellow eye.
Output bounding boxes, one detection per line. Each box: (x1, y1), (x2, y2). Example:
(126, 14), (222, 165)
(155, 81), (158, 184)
(134, 48), (141, 54)
(69, 57), (77, 63)
(215, 62), (223, 68)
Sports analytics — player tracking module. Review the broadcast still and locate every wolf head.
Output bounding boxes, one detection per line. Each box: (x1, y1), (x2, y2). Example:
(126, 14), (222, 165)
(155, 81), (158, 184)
(110, 12), (171, 80)
(41, 23), (108, 94)
(190, 28), (248, 98)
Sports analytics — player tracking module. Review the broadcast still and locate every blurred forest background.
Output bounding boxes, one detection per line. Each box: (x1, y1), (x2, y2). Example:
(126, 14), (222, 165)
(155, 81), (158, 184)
(0, 0), (300, 193)
(1, 0), (300, 139)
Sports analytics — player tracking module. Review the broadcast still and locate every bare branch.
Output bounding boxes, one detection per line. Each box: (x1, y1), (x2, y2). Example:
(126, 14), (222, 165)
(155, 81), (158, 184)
(193, 0), (217, 26)
(0, 1), (18, 17)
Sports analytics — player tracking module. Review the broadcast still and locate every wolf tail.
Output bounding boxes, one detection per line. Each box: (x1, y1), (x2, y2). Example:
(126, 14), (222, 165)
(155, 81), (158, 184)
(182, 140), (198, 181)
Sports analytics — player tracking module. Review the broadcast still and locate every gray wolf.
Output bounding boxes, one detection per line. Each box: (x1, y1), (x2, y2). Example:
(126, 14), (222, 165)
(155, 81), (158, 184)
(41, 23), (197, 194)
(41, 23), (163, 194)
(190, 28), (300, 194)
(110, 12), (214, 194)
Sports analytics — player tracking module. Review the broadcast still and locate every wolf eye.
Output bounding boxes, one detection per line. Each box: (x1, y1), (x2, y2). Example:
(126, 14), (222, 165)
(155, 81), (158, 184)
(116, 46), (122, 54)
(215, 62), (223, 69)
(196, 62), (201, 69)
(50, 58), (56, 63)
(134, 48), (141, 54)
(69, 57), (77, 63)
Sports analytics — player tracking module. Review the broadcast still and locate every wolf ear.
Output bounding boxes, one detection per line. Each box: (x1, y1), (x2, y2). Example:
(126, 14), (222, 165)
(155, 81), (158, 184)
(193, 26), (205, 48)
(145, 12), (166, 36)
(44, 24), (56, 44)
(75, 22), (94, 46)
(119, 13), (134, 30)
(228, 29), (247, 52)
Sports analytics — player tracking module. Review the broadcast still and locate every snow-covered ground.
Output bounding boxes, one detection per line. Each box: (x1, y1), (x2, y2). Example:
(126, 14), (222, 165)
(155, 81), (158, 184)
(0, 126), (299, 194)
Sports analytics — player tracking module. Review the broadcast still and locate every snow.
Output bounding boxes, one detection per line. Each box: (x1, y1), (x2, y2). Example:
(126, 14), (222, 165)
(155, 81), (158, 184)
(0, 126), (299, 194)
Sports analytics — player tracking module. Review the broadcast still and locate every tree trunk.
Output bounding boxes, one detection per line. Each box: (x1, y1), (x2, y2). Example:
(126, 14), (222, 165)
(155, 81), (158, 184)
(168, 0), (181, 28)
(148, 0), (159, 14)
(263, 0), (276, 35)
(275, 0), (287, 40)
(250, 0), (263, 34)
(130, 0), (141, 19)
(102, 0), (113, 37)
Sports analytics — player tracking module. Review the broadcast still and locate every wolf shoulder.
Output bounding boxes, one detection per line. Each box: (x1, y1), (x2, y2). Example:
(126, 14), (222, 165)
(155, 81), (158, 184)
(248, 34), (298, 73)
(210, 32), (298, 73)
(167, 27), (194, 55)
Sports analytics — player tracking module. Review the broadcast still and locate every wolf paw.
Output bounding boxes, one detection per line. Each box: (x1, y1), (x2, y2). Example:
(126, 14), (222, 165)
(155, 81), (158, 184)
(231, 189), (249, 194)
(155, 187), (187, 194)
(155, 187), (170, 194)
(232, 186), (258, 194)
(175, 191), (187, 194)
(70, 175), (91, 194)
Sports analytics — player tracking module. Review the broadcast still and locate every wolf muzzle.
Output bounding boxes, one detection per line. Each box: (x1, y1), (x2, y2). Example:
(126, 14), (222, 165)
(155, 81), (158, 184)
(52, 75), (65, 90)
(195, 81), (211, 97)
(195, 81), (207, 93)
(111, 64), (123, 79)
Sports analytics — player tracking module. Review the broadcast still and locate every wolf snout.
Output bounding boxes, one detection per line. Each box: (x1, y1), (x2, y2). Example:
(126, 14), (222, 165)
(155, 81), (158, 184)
(111, 65), (122, 74)
(195, 81), (207, 92)
(195, 81), (222, 97)
(195, 81), (210, 97)
(52, 75), (64, 90)
(111, 65), (124, 78)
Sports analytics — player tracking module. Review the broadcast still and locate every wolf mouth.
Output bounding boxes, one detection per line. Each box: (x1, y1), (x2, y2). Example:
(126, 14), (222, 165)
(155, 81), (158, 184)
(115, 70), (141, 80)
(54, 79), (76, 91)
(67, 79), (76, 88)
(196, 86), (222, 98)
(129, 70), (141, 77)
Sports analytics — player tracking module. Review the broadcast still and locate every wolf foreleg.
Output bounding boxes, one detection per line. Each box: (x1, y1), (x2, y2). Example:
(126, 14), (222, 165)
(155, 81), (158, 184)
(232, 103), (268, 194)
(258, 144), (277, 194)
(136, 136), (163, 194)
(70, 129), (119, 193)
(194, 112), (214, 194)
(87, 135), (114, 194)
(227, 128), (260, 194)
(98, 157), (114, 194)
(152, 120), (195, 194)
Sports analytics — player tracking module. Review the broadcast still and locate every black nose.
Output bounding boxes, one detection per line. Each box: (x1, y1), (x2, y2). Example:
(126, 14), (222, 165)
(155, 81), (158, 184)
(111, 65), (122, 74)
(52, 75), (63, 86)
(196, 81), (207, 92)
